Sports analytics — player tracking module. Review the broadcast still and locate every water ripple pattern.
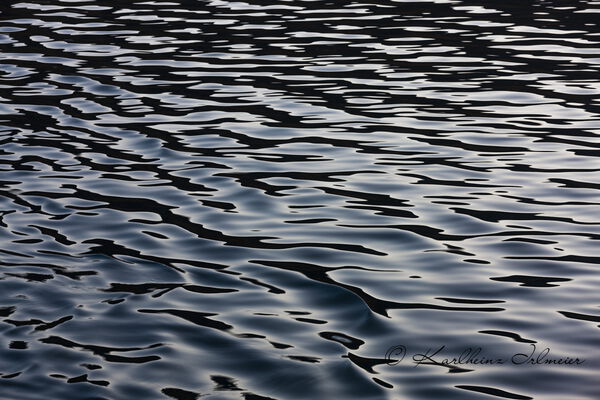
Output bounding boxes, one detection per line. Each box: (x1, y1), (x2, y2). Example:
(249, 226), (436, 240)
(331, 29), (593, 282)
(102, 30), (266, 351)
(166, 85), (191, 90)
(1, 1), (600, 399)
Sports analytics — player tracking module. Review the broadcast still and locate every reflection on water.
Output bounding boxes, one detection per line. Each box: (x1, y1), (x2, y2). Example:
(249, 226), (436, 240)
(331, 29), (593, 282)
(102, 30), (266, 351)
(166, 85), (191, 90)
(1, 0), (600, 399)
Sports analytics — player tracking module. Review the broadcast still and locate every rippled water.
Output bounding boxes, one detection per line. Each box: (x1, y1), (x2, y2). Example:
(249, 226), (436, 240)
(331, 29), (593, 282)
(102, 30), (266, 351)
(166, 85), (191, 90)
(1, 1), (600, 399)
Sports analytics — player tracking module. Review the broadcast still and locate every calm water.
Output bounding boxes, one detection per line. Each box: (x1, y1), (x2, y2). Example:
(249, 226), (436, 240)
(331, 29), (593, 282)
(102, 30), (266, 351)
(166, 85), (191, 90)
(1, 1), (600, 399)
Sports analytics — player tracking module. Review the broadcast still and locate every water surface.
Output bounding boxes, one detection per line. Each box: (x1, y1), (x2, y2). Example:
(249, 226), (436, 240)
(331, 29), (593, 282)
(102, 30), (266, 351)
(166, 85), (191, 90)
(1, 0), (600, 399)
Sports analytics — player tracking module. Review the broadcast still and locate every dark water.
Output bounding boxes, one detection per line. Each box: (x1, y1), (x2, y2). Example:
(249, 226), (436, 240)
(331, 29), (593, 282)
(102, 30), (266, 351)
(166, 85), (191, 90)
(1, 0), (600, 399)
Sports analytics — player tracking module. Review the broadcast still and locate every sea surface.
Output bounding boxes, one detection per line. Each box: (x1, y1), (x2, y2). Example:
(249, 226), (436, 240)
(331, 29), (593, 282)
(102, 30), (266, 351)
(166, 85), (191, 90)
(1, 1), (600, 399)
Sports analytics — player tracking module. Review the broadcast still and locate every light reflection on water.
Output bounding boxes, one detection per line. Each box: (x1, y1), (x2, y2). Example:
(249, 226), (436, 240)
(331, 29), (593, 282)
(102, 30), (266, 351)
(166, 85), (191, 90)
(1, 0), (600, 399)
